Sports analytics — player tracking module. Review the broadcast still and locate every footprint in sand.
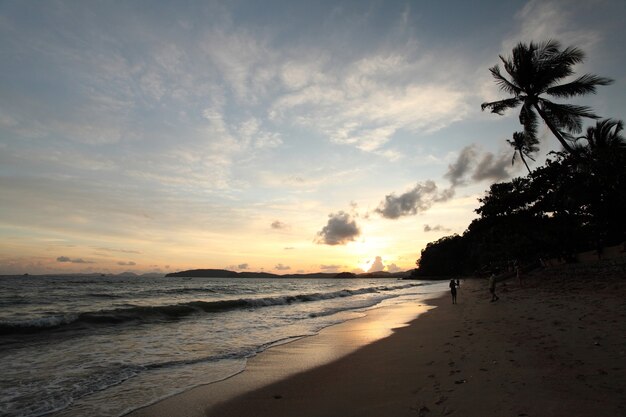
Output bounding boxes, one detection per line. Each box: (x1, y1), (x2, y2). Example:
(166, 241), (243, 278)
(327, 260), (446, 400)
(435, 396), (448, 405)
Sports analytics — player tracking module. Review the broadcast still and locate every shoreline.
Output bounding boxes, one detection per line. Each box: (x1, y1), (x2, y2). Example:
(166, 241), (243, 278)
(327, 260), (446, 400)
(125, 291), (442, 417)
(128, 273), (626, 416)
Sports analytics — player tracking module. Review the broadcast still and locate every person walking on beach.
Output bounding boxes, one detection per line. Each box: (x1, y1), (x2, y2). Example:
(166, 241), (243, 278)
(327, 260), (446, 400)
(449, 279), (458, 304)
(488, 272), (499, 302)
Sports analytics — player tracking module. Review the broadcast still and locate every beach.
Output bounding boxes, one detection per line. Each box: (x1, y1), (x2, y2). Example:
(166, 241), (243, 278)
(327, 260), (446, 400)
(129, 271), (626, 417)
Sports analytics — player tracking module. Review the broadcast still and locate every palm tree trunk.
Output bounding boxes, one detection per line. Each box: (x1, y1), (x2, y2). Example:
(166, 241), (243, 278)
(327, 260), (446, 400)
(533, 104), (575, 153)
(519, 151), (531, 174)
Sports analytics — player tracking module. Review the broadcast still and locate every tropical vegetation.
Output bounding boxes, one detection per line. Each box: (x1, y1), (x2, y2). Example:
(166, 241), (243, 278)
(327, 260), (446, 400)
(415, 41), (625, 277)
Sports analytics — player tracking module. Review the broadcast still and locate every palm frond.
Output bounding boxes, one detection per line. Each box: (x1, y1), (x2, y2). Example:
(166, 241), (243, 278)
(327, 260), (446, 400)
(546, 74), (614, 98)
(540, 101), (598, 133)
(579, 119), (626, 151)
(536, 40), (561, 56)
(519, 102), (538, 138)
(488, 65), (522, 96)
(481, 98), (522, 114)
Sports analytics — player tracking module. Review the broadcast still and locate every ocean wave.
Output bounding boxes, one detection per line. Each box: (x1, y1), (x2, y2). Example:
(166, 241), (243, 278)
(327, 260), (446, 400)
(0, 283), (423, 335)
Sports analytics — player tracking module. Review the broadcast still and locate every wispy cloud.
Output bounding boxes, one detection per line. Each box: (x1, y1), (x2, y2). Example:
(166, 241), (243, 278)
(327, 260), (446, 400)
(509, 0), (601, 52)
(271, 53), (471, 153)
(96, 247), (141, 254)
(274, 263), (291, 271)
(57, 256), (94, 264)
(424, 224), (452, 233)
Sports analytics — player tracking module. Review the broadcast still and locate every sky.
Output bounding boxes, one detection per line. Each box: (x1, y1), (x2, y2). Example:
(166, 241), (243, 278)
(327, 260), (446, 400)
(1, 0), (625, 275)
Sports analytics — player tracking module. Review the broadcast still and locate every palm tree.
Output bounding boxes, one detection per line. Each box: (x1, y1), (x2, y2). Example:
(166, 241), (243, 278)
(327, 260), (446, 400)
(481, 40), (613, 153)
(507, 131), (539, 173)
(574, 118), (625, 158)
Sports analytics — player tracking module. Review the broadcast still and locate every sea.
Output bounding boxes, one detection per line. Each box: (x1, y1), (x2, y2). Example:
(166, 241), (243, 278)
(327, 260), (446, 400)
(0, 275), (446, 417)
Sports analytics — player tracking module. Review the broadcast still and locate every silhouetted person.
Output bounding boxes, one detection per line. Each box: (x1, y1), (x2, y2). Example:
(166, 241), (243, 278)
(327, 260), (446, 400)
(489, 273), (499, 302)
(449, 279), (458, 304)
(515, 261), (523, 288)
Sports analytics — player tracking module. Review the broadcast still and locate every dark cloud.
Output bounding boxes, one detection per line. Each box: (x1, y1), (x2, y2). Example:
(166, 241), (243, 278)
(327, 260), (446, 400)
(368, 256), (385, 272)
(423, 224), (452, 233)
(117, 261), (136, 266)
(471, 152), (512, 182)
(271, 220), (288, 229)
(275, 263), (291, 271)
(375, 181), (454, 219)
(316, 211), (361, 245)
(444, 145), (477, 187)
(237, 263), (249, 270)
(445, 145), (515, 186)
(56, 256), (94, 264)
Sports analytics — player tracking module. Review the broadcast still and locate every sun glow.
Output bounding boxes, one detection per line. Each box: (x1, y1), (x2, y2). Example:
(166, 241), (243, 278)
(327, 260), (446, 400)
(357, 259), (372, 272)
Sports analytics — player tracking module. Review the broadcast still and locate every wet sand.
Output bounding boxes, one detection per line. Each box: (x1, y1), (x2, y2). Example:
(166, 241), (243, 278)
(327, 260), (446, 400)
(128, 273), (626, 417)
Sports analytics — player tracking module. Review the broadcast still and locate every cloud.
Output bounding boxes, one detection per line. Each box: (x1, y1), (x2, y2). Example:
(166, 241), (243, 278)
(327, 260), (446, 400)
(275, 263), (291, 271)
(95, 247), (141, 254)
(471, 152), (512, 183)
(387, 263), (402, 273)
(508, 0), (601, 53)
(316, 211), (361, 245)
(56, 256), (94, 264)
(375, 181), (454, 219)
(423, 224), (452, 233)
(444, 145), (516, 186)
(283, 247), (295, 250)
(444, 145), (477, 187)
(237, 263), (249, 270)
(117, 261), (136, 266)
(271, 59), (471, 152)
(368, 256), (385, 273)
(271, 220), (288, 230)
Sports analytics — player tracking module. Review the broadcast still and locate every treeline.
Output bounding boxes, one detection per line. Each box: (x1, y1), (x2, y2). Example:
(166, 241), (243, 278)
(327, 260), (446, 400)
(415, 41), (625, 277)
(417, 147), (625, 276)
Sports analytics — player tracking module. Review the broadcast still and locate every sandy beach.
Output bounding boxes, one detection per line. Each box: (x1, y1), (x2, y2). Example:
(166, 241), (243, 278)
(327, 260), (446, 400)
(128, 271), (626, 417)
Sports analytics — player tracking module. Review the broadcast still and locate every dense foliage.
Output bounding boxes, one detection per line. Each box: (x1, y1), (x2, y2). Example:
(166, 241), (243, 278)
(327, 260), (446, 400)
(416, 145), (625, 276)
(416, 41), (624, 277)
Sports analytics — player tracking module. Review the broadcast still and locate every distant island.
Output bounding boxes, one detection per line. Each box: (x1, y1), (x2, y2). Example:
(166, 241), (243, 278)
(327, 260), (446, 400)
(165, 268), (411, 279)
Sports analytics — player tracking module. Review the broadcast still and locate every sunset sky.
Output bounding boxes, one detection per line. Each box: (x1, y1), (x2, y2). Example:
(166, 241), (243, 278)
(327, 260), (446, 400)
(1, 0), (625, 275)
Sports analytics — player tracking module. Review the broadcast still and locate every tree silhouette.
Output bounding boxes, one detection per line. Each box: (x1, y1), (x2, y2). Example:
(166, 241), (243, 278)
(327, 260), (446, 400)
(573, 118), (625, 159)
(507, 131), (539, 173)
(482, 40), (612, 153)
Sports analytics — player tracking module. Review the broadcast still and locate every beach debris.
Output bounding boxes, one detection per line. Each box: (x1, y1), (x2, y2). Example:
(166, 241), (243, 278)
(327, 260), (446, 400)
(454, 379), (467, 384)
(272, 394), (283, 399)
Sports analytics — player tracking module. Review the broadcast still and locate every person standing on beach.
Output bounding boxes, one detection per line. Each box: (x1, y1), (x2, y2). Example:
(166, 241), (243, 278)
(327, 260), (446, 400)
(488, 273), (499, 302)
(449, 279), (458, 304)
(515, 261), (523, 288)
